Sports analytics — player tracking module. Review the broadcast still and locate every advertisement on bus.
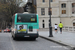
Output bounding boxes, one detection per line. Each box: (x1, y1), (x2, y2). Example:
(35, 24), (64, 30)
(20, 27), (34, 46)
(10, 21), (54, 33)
(17, 25), (27, 33)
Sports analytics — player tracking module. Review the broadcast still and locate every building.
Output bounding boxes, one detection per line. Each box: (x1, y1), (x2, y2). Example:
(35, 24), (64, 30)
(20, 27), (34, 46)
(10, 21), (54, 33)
(37, 0), (75, 29)
(37, 0), (54, 29)
(3, 0), (75, 29)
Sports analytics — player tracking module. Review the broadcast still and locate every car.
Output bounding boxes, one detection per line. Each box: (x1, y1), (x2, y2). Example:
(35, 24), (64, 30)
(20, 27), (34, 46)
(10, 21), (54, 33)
(4, 28), (11, 32)
(0, 30), (2, 32)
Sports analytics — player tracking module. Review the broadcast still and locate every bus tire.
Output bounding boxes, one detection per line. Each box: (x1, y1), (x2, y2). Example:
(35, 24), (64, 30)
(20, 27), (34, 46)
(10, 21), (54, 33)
(33, 38), (36, 41)
(13, 37), (16, 40)
(12, 35), (13, 38)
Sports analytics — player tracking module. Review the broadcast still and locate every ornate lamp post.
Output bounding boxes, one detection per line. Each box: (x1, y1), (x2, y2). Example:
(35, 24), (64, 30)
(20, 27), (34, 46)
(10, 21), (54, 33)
(49, 0), (53, 37)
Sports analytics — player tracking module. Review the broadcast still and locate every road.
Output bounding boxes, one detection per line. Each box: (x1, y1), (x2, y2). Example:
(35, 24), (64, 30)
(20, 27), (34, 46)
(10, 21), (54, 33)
(0, 32), (71, 50)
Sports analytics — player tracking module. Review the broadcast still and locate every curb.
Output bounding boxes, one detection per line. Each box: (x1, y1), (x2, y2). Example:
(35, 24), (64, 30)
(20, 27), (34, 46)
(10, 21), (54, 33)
(39, 35), (75, 50)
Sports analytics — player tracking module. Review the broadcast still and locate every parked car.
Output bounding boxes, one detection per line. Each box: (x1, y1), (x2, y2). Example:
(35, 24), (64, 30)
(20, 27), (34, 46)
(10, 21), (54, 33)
(4, 28), (11, 32)
(0, 30), (2, 32)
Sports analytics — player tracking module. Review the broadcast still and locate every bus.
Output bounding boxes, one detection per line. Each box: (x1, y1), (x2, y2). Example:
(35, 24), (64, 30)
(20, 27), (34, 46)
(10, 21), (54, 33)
(11, 13), (39, 40)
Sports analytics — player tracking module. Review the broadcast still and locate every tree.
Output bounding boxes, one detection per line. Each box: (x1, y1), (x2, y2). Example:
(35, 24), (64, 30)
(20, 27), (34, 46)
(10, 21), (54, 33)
(0, 1), (24, 29)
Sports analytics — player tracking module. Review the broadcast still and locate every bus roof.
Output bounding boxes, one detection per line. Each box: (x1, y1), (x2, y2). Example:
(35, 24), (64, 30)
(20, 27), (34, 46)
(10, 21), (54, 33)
(15, 13), (38, 15)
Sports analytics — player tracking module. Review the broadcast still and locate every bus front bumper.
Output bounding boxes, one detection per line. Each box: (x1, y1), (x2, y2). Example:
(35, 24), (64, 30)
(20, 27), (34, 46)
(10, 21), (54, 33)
(15, 33), (39, 38)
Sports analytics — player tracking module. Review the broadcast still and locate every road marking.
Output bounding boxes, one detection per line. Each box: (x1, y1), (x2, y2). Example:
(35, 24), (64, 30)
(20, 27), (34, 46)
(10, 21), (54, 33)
(50, 46), (69, 49)
(8, 34), (16, 50)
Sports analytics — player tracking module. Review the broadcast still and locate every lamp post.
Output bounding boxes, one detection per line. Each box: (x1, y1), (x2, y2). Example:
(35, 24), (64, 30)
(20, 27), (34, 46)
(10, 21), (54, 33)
(49, 0), (53, 37)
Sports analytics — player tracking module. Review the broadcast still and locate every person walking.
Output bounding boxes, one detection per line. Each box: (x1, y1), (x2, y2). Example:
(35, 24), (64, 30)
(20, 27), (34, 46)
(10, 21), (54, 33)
(58, 22), (63, 34)
(54, 23), (58, 33)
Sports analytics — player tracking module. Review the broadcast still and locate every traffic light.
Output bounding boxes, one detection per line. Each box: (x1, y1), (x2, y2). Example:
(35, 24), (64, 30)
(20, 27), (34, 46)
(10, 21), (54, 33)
(48, 8), (52, 15)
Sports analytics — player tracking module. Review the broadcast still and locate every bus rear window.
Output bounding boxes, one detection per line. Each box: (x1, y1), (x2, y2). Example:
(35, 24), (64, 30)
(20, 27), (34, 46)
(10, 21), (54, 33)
(17, 14), (37, 23)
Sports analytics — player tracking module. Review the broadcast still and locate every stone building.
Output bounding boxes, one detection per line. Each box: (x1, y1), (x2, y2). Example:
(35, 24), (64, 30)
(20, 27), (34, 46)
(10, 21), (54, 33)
(5, 0), (75, 29)
(37, 0), (75, 29)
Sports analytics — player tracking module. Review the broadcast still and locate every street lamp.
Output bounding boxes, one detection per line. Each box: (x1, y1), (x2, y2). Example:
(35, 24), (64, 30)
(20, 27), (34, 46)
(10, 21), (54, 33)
(49, 0), (53, 37)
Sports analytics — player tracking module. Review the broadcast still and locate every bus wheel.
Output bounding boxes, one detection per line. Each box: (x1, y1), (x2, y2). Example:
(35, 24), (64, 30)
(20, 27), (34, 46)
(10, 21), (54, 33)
(33, 38), (36, 41)
(13, 37), (16, 40)
(12, 35), (13, 38)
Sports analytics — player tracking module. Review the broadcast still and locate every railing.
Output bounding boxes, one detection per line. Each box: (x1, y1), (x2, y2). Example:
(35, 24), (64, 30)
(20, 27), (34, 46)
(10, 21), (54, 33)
(39, 26), (75, 32)
(62, 26), (75, 32)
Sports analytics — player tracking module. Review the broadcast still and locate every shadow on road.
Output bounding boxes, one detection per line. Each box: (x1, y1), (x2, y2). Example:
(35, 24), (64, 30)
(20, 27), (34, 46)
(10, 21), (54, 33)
(14, 38), (37, 41)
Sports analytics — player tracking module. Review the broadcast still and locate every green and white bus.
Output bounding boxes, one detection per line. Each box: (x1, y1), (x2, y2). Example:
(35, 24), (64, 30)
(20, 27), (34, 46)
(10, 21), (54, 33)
(11, 13), (39, 40)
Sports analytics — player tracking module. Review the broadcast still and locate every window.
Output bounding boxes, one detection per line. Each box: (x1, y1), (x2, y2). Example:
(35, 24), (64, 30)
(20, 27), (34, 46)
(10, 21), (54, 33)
(73, 23), (75, 26)
(50, 0), (53, 2)
(17, 14), (37, 23)
(43, 23), (45, 28)
(29, 26), (33, 31)
(41, 8), (45, 15)
(42, 0), (45, 2)
(72, 3), (75, 14)
(61, 3), (66, 8)
(42, 20), (44, 22)
(62, 10), (66, 14)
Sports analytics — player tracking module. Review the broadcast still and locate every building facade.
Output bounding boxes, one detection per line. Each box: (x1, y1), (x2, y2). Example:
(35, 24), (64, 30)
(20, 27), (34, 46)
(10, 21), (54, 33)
(8, 0), (75, 28)
(37, 0), (75, 29)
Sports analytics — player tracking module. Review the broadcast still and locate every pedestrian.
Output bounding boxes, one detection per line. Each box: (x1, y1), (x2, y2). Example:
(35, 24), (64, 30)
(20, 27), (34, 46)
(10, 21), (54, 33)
(54, 23), (58, 33)
(58, 22), (63, 34)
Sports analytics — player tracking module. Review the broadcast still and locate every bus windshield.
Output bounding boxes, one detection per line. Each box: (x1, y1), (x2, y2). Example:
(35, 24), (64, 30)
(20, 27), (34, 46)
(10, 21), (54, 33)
(17, 14), (37, 23)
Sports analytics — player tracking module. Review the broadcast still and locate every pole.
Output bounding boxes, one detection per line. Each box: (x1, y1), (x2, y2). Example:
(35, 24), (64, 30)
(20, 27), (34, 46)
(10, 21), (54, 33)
(49, 0), (53, 37)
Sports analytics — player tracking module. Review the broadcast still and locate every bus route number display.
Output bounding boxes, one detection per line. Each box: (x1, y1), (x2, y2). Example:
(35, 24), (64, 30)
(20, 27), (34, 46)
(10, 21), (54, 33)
(31, 18), (35, 21)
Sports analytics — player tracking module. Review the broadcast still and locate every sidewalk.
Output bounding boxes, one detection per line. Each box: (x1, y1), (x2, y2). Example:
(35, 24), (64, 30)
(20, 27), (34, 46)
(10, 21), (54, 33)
(39, 31), (75, 48)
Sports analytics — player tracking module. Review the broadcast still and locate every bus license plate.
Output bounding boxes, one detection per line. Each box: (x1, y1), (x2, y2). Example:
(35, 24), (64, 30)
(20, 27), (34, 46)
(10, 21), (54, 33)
(24, 36), (29, 37)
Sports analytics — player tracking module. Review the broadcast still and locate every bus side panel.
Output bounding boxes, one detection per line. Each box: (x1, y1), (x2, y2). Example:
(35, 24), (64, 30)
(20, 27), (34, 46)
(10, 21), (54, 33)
(37, 14), (39, 29)
(15, 14), (17, 24)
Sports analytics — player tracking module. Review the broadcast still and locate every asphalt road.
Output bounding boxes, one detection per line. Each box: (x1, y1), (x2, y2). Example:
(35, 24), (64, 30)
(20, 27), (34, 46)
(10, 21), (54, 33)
(0, 33), (71, 50)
